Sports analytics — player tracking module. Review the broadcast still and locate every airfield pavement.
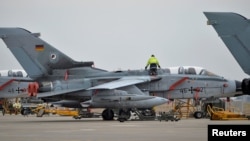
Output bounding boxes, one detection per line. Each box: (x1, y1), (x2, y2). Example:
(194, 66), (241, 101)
(0, 114), (249, 141)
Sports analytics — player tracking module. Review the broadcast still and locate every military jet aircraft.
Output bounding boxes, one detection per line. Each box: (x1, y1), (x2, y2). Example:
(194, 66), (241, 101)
(0, 28), (243, 120)
(204, 12), (250, 95)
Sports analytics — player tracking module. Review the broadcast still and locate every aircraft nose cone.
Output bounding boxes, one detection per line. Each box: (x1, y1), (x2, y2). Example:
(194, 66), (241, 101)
(155, 97), (168, 105)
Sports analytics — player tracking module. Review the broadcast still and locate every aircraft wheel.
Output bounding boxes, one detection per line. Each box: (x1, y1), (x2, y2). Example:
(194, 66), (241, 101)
(21, 108), (30, 116)
(23, 109), (30, 116)
(118, 109), (131, 121)
(194, 111), (203, 119)
(102, 109), (114, 120)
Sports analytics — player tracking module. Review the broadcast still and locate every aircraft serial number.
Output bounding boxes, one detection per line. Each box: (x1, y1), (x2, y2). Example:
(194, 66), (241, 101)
(180, 87), (204, 94)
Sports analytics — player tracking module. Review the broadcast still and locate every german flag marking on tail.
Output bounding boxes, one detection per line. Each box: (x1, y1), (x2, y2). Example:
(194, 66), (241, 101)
(35, 45), (44, 51)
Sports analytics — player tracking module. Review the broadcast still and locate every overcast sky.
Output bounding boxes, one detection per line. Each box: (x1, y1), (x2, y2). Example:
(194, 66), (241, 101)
(0, 0), (249, 81)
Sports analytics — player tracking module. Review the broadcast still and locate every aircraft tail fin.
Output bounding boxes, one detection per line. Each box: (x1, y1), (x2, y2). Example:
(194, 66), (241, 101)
(0, 28), (93, 79)
(204, 12), (250, 75)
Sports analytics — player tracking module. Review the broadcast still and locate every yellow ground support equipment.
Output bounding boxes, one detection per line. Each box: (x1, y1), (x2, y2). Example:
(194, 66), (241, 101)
(34, 105), (95, 119)
(168, 99), (203, 119)
(35, 105), (79, 117)
(156, 99), (204, 120)
(207, 105), (249, 120)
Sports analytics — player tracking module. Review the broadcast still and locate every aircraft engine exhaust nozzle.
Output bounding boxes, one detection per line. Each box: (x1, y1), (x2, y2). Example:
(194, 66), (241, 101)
(241, 78), (250, 95)
(235, 80), (242, 92)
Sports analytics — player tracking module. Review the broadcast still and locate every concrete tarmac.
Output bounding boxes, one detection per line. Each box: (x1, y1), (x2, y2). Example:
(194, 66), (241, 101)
(0, 115), (249, 141)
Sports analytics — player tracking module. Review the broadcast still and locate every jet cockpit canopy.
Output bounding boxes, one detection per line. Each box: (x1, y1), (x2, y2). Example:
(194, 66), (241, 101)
(168, 66), (220, 77)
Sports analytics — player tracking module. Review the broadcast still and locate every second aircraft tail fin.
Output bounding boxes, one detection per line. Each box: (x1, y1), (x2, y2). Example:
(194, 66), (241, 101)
(204, 12), (250, 75)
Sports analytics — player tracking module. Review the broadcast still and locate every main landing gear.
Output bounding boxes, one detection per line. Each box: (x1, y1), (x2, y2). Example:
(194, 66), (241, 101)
(101, 108), (156, 122)
(101, 108), (131, 122)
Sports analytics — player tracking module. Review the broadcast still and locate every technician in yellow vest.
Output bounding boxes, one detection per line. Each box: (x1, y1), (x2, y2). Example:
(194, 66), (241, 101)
(145, 54), (161, 70)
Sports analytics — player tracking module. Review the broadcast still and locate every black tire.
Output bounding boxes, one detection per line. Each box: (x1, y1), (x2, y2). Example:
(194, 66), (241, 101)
(102, 109), (114, 120)
(194, 111), (203, 119)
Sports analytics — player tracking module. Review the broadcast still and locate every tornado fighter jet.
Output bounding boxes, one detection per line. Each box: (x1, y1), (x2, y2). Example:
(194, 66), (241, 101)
(0, 28), (242, 120)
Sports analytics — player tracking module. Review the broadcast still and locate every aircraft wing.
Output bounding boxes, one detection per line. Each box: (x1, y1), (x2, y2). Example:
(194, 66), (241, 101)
(0, 76), (161, 98)
(36, 87), (86, 98)
(88, 76), (161, 90)
(38, 76), (158, 97)
(204, 12), (250, 75)
(39, 76), (161, 97)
